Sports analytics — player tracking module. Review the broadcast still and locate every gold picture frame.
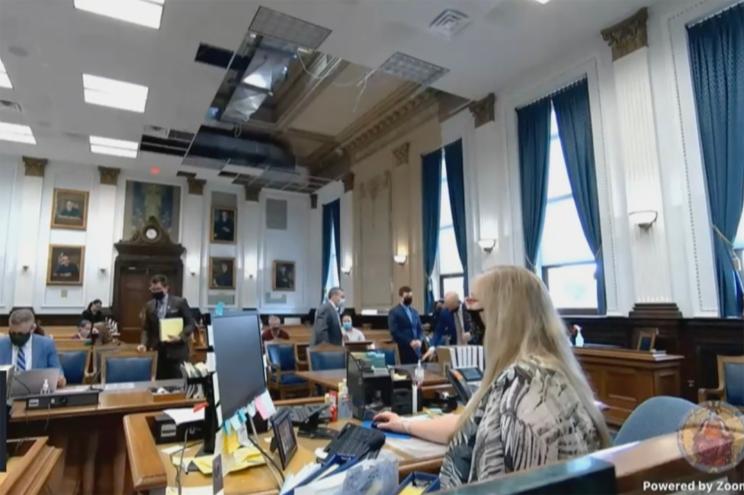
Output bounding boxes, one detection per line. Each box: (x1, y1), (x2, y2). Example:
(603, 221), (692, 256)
(272, 260), (295, 292)
(47, 245), (85, 286)
(50, 188), (89, 230)
(211, 207), (236, 244)
(209, 257), (236, 290)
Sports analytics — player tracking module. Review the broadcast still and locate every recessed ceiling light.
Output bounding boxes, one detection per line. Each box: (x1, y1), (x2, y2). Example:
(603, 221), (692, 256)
(90, 135), (138, 158)
(0, 58), (12, 89)
(0, 121), (35, 144)
(83, 74), (149, 113)
(534, 0), (551, 4)
(249, 6), (331, 49)
(73, 0), (165, 29)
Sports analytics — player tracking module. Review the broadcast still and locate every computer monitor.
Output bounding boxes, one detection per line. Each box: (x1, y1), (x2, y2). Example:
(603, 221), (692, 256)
(211, 310), (266, 422)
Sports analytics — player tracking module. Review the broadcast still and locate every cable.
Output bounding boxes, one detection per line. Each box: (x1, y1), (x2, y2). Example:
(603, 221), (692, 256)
(247, 415), (285, 485)
(176, 428), (190, 495)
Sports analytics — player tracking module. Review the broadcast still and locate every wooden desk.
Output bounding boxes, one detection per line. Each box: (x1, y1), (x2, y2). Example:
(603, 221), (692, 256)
(297, 363), (448, 392)
(0, 437), (64, 495)
(124, 409), (445, 494)
(574, 348), (684, 426)
(9, 381), (198, 495)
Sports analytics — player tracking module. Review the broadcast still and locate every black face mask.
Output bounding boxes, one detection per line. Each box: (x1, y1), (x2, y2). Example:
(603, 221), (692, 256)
(403, 296), (413, 306)
(151, 291), (165, 301)
(9, 332), (31, 348)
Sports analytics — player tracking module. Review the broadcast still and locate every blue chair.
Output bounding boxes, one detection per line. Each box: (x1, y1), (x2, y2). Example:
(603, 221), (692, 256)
(308, 344), (346, 371)
(614, 396), (698, 445)
(102, 352), (156, 384)
(375, 342), (400, 366)
(59, 350), (90, 384)
(266, 342), (308, 399)
(698, 355), (744, 409)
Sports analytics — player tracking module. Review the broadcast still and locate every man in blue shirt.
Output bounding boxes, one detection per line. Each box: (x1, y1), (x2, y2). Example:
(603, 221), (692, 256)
(388, 286), (424, 364)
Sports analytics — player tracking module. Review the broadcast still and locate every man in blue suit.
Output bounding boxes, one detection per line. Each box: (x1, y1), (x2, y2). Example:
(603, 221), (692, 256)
(430, 292), (473, 348)
(0, 308), (66, 387)
(388, 286), (424, 364)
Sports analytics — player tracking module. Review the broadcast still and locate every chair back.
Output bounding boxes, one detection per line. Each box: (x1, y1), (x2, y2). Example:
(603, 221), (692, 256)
(266, 342), (297, 372)
(101, 351), (157, 384)
(308, 344), (345, 370)
(719, 355), (744, 406)
(59, 350), (91, 384)
(614, 396), (698, 446)
(374, 342), (399, 366)
(345, 341), (373, 353)
(443, 345), (485, 371)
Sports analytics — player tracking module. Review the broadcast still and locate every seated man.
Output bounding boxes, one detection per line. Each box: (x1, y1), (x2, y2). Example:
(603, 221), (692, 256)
(261, 315), (290, 341)
(0, 308), (66, 387)
(341, 314), (366, 343)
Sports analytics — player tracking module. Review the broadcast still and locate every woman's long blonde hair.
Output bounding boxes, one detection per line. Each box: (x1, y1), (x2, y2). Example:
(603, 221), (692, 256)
(455, 266), (611, 447)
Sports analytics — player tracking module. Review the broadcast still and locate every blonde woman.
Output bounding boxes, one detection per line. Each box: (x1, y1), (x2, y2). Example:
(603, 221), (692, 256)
(374, 266), (610, 489)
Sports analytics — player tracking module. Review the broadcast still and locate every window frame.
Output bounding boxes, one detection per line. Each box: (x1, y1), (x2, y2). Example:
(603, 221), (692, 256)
(439, 273), (465, 301)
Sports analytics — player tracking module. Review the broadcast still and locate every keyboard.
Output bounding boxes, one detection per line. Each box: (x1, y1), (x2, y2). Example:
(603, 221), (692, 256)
(324, 423), (385, 459)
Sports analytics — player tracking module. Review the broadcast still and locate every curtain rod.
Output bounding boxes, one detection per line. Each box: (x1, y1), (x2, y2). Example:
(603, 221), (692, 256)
(688, 0), (743, 28)
(515, 76), (587, 111)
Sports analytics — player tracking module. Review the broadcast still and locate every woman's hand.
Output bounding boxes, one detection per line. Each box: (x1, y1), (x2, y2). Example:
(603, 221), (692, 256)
(373, 411), (408, 434)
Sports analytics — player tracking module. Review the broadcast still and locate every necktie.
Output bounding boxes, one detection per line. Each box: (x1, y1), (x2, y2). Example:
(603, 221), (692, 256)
(17, 346), (26, 372)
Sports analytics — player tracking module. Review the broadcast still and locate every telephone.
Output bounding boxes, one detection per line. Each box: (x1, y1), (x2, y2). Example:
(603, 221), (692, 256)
(446, 367), (483, 403)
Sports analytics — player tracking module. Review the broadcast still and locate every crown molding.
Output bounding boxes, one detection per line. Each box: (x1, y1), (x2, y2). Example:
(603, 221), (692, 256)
(601, 8), (648, 61)
(22, 156), (47, 177)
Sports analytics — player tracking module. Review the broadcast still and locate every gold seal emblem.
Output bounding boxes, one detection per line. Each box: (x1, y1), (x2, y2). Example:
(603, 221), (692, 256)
(677, 401), (744, 473)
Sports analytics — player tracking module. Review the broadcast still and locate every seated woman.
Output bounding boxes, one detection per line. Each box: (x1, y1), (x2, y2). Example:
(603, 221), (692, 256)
(82, 299), (105, 324)
(374, 266), (610, 489)
(73, 319), (93, 339)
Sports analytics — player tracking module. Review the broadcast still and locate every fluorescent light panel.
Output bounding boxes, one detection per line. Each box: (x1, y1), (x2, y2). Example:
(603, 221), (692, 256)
(534, 0), (551, 4)
(0, 121), (35, 144)
(379, 52), (449, 86)
(249, 6), (331, 49)
(0, 58), (12, 89)
(90, 135), (138, 158)
(83, 74), (149, 113)
(73, 0), (165, 29)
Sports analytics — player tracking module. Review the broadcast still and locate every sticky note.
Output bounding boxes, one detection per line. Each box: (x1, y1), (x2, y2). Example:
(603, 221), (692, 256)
(237, 423), (250, 446)
(255, 390), (276, 420)
(215, 430), (224, 456)
(224, 430), (239, 454)
(229, 415), (242, 432)
(246, 401), (256, 418)
(255, 397), (269, 420)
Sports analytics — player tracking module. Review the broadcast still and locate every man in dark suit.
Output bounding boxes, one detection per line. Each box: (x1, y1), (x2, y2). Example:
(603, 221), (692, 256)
(311, 287), (344, 345)
(388, 286), (424, 364)
(137, 274), (195, 379)
(429, 291), (473, 349)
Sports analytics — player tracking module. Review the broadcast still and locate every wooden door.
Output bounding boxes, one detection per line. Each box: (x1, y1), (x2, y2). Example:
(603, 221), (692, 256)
(118, 268), (150, 342)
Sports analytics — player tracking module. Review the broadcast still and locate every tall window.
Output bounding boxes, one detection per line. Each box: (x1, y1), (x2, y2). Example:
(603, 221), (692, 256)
(539, 106), (597, 311)
(435, 156), (465, 299)
(324, 223), (339, 295)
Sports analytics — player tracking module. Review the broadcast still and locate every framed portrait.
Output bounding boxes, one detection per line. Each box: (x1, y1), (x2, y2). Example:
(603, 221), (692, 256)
(51, 188), (89, 230)
(123, 181), (181, 239)
(211, 207), (236, 243)
(47, 245), (85, 286)
(272, 260), (295, 292)
(209, 257), (236, 290)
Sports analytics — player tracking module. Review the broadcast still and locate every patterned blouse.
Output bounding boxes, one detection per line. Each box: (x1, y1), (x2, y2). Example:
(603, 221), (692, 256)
(439, 356), (601, 489)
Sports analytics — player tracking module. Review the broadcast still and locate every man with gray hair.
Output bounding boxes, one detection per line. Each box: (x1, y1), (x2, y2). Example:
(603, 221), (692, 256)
(311, 287), (345, 345)
(261, 315), (289, 341)
(0, 308), (66, 387)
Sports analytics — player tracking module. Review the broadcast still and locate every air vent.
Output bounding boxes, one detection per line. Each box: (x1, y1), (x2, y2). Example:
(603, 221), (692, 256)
(0, 100), (22, 113)
(176, 171), (196, 178)
(140, 126), (194, 156)
(249, 6), (331, 49)
(379, 52), (449, 87)
(265, 198), (288, 230)
(429, 9), (470, 39)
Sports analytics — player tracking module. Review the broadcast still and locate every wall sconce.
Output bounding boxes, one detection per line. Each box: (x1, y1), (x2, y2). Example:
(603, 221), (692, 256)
(190, 271), (197, 277)
(99, 267), (107, 274)
(393, 254), (407, 265)
(341, 265), (352, 276)
(629, 210), (658, 231)
(477, 238), (497, 253)
(247, 273), (255, 279)
(21, 265), (29, 272)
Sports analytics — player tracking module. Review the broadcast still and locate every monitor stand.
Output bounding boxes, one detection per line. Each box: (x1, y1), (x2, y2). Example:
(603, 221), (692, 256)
(297, 409), (337, 440)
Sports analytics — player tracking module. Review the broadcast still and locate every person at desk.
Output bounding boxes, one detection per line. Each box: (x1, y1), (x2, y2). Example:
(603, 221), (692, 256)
(374, 266), (610, 489)
(261, 315), (290, 341)
(310, 287), (344, 345)
(388, 286), (424, 364)
(81, 298), (105, 324)
(341, 314), (366, 343)
(137, 274), (196, 379)
(0, 308), (66, 387)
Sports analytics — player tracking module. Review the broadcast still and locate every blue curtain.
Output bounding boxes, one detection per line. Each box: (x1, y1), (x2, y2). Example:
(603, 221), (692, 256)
(689, 6), (744, 317)
(444, 139), (469, 295)
(552, 79), (607, 314)
(421, 149), (443, 312)
(517, 98), (552, 270)
(321, 199), (341, 302)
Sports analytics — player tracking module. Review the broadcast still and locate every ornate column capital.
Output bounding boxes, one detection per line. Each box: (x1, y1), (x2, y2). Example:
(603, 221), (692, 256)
(22, 156), (47, 177)
(392, 142), (410, 167)
(601, 8), (648, 61)
(187, 177), (206, 195)
(98, 166), (120, 185)
(468, 93), (495, 128)
(342, 172), (355, 192)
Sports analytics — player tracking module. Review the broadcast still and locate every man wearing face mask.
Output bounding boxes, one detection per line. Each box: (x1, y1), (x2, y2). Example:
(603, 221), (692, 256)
(311, 287), (345, 345)
(137, 274), (196, 379)
(0, 309), (66, 388)
(388, 286), (424, 364)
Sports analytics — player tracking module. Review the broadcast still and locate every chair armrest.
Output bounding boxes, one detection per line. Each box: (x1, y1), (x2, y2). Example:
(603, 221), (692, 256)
(698, 386), (724, 403)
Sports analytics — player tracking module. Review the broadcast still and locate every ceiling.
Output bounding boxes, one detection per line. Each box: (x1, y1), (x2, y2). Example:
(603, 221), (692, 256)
(0, 0), (657, 189)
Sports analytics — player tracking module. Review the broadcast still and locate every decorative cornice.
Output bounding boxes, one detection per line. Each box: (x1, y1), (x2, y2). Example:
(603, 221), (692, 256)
(342, 172), (355, 192)
(468, 93), (496, 128)
(22, 156), (47, 177)
(98, 166), (120, 186)
(187, 177), (206, 195)
(601, 8), (648, 61)
(393, 142), (410, 167)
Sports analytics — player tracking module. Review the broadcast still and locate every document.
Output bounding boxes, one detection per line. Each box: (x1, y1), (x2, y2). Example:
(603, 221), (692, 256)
(160, 317), (183, 341)
(163, 407), (205, 426)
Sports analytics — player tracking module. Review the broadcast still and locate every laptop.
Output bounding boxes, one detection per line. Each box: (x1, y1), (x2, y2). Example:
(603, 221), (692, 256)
(9, 368), (60, 398)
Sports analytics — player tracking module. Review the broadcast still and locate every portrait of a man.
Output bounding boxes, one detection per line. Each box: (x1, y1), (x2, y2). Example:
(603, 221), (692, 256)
(210, 257), (235, 289)
(51, 189), (89, 230)
(47, 245), (85, 285)
(212, 208), (236, 243)
(272, 261), (295, 291)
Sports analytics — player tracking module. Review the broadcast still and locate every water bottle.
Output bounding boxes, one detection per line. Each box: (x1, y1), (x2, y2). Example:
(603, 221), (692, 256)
(575, 326), (585, 348)
(414, 360), (425, 388)
(338, 380), (352, 420)
(41, 379), (51, 395)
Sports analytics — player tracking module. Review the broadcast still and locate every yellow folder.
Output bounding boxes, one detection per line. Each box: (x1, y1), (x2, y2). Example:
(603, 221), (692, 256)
(160, 318), (183, 341)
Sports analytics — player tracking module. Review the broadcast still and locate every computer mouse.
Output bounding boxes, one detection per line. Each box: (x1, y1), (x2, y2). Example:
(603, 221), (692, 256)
(370, 421), (380, 429)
